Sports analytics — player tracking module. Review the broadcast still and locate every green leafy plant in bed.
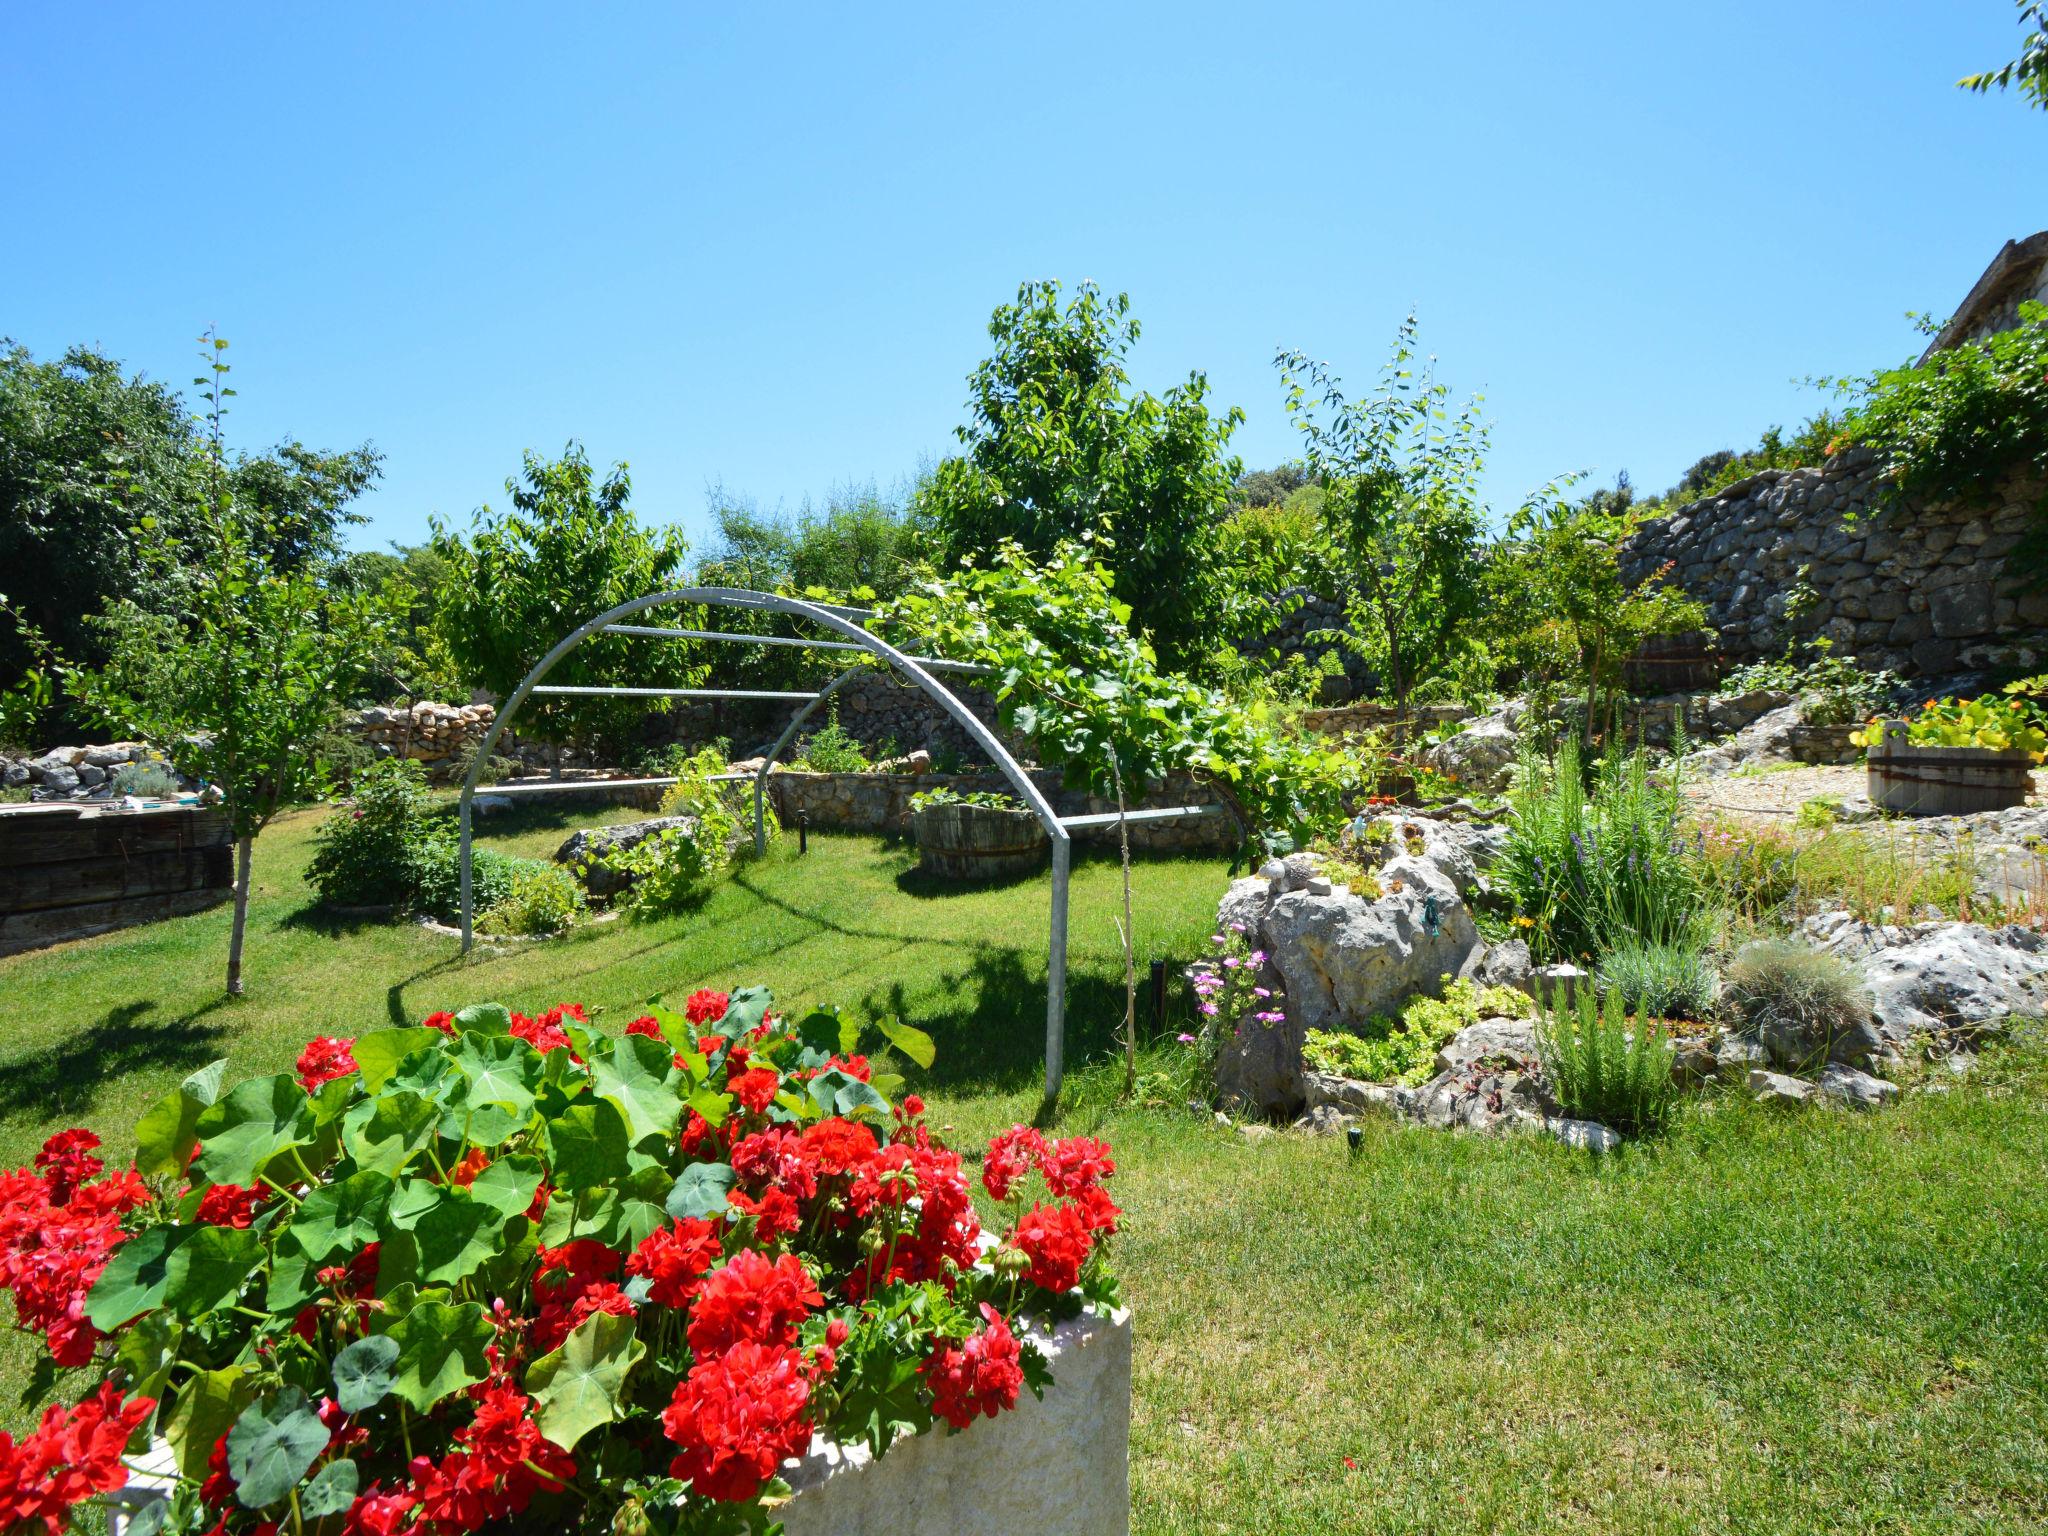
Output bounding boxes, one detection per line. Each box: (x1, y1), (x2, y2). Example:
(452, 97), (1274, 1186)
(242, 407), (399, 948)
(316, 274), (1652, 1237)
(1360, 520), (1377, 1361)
(1304, 977), (1534, 1086)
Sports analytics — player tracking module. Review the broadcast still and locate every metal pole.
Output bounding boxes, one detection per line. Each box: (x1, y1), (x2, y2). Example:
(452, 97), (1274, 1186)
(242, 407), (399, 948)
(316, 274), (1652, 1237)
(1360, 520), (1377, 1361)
(1043, 832), (1073, 1118)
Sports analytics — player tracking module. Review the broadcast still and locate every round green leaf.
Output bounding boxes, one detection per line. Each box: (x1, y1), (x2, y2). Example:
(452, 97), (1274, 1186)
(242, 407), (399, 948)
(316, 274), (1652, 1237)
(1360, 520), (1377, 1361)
(192, 1074), (317, 1186)
(226, 1387), (328, 1510)
(332, 1334), (400, 1414)
(666, 1162), (736, 1221)
(300, 1459), (359, 1520)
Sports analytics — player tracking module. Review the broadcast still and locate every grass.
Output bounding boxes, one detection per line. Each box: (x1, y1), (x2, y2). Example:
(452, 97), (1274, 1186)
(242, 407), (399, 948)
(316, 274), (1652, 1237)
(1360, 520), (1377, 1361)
(4, 803), (2048, 1530)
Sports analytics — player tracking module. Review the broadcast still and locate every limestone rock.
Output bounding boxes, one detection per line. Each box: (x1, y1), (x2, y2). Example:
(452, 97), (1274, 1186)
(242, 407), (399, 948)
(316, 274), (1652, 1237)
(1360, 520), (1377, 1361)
(1858, 923), (2048, 1055)
(1818, 1063), (1900, 1110)
(555, 815), (700, 897)
(1432, 1016), (1539, 1078)
(1420, 712), (1519, 795)
(1750, 1070), (1817, 1106)
(1550, 1118), (1622, 1153)
(1476, 936), (1533, 991)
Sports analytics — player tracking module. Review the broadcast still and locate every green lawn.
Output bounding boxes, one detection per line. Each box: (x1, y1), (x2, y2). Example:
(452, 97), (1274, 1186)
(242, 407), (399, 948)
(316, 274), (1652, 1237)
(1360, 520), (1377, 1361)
(3, 806), (2046, 1532)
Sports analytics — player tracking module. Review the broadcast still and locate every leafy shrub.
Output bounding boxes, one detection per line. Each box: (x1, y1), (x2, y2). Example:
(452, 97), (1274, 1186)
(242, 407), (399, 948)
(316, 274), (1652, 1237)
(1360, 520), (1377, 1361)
(1721, 639), (1901, 727)
(909, 787), (1021, 813)
(109, 757), (181, 797)
(615, 824), (733, 916)
(1498, 736), (1704, 959)
(653, 744), (736, 818)
(1850, 676), (2048, 756)
(478, 864), (586, 936)
(1653, 412), (1847, 506)
(1535, 982), (1676, 1136)
(793, 706), (872, 773)
(0, 988), (1121, 1536)
(409, 836), (542, 924)
(1597, 940), (1720, 1021)
(1796, 796), (1841, 829)
(1721, 940), (1871, 1065)
(1304, 977), (1534, 1085)
(307, 759), (435, 908)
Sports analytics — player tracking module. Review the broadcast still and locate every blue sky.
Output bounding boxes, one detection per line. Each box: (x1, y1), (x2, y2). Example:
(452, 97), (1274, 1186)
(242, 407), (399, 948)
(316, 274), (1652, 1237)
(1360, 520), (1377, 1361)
(2, 3), (2041, 554)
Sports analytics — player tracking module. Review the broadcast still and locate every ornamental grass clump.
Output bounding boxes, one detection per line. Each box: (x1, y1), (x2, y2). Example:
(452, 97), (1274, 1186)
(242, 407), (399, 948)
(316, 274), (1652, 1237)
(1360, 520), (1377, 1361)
(1721, 939), (1872, 1068)
(0, 987), (1122, 1535)
(1596, 939), (1721, 1022)
(1535, 981), (1677, 1136)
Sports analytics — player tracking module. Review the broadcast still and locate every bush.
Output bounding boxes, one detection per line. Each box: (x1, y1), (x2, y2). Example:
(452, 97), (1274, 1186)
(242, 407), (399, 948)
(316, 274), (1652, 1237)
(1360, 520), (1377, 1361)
(307, 759), (435, 908)
(792, 706), (872, 773)
(615, 824), (732, 916)
(1721, 940), (1871, 1068)
(1721, 640), (1901, 727)
(1597, 939), (1720, 1021)
(1304, 977), (1533, 1086)
(0, 989), (1122, 1536)
(409, 835), (543, 924)
(1535, 982), (1677, 1136)
(1498, 736), (1705, 960)
(908, 787), (1021, 813)
(478, 864), (586, 935)
(109, 757), (180, 797)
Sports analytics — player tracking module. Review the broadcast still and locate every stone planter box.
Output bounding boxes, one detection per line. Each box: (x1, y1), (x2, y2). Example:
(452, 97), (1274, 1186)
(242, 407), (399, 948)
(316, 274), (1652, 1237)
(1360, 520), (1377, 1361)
(1865, 719), (2034, 816)
(109, 1308), (1132, 1536)
(913, 801), (1049, 881)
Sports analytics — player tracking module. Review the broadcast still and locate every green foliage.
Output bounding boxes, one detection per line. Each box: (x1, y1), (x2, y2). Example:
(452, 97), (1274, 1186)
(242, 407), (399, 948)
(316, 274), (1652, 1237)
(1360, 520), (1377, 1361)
(917, 280), (1254, 672)
(1829, 304), (2048, 580)
(1275, 315), (1493, 707)
(110, 756), (182, 798)
(1957, 1), (2048, 107)
(308, 760), (435, 909)
(1492, 488), (1707, 737)
(408, 838), (541, 925)
(1499, 736), (1705, 961)
(1650, 414), (1848, 508)
(1596, 940), (1721, 1022)
(791, 705), (872, 773)
(1850, 675), (2048, 755)
(882, 536), (1369, 850)
(1304, 977), (1534, 1086)
(1722, 940), (1872, 1066)
(1535, 982), (1677, 1136)
(431, 446), (700, 761)
(613, 822), (733, 917)
(908, 787), (1020, 813)
(477, 864), (586, 936)
(1719, 638), (1901, 727)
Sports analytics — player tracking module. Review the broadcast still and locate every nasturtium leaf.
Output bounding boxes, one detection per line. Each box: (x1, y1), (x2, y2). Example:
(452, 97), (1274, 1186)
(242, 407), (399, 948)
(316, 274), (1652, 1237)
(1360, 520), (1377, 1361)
(300, 1459), (359, 1520)
(307, 1073), (357, 1127)
(113, 1312), (181, 1406)
(808, 1068), (890, 1121)
(591, 1167), (670, 1250)
(374, 1227), (421, 1296)
(716, 986), (772, 1039)
(331, 1335), (400, 1413)
(383, 1176), (443, 1232)
(133, 1058), (230, 1177)
(349, 1028), (442, 1092)
(452, 1003), (512, 1036)
(590, 1034), (683, 1143)
(163, 1364), (251, 1480)
(341, 1091), (439, 1178)
(226, 1387), (328, 1510)
(644, 1005), (695, 1057)
(466, 1155), (544, 1219)
(265, 1234), (317, 1313)
(525, 1309), (645, 1451)
(192, 1075), (317, 1186)
(441, 1097), (525, 1150)
(451, 1032), (541, 1111)
(666, 1162), (737, 1221)
(546, 1100), (630, 1191)
(87, 1225), (188, 1330)
(792, 1007), (844, 1068)
(388, 1049), (456, 1098)
(874, 1016), (936, 1070)
(382, 1300), (494, 1412)
(686, 1085), (730, 1129)
(288, 1170), (394, 1263)
(125, 1499), (169, 1536)
(539, 1187), (614, 1248)
(410, 1187), (513, 1285)
(163, 1224), (263, 1318)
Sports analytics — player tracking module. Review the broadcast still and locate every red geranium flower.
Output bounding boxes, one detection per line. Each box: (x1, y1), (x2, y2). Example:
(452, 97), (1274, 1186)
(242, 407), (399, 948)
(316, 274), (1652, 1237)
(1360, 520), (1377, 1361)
(684, 989), (730, 1025)
(1012, 1201), (1092, 1295)
(0, 1381), (155, 1536)
(627, 1218), (723, 1309)
(295, 1036), (359, 1093)
(729, 1069), (779, 1117)
(662, 1340), (812, 1503)
(195, 1182), (264, 1228)
(686, 1249), (821, 1355)
(923, 1303), (1025, 1429)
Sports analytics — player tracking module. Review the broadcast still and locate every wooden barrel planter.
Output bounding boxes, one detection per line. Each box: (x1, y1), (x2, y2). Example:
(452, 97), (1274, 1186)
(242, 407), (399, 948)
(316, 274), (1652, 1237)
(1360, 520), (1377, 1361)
(913, 801), (1048, 881)
(1624, 630), (1722, 695)
(1865, 719), (2035, 816)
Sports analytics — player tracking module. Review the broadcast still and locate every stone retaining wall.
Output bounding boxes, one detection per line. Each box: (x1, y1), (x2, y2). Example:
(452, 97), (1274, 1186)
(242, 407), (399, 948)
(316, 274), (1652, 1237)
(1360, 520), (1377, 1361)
(1620, 450), (2048, 676)
(762, 769), (1240, 853)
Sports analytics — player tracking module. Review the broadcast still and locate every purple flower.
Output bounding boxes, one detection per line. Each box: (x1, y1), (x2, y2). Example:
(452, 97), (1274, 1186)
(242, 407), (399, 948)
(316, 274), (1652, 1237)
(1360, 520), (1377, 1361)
(1228, 921), (1247, 933)
(1199, 1001), (1219, 1017)
(1176, 1032), (1196, 1044)
(1252, 986), (1272, 998)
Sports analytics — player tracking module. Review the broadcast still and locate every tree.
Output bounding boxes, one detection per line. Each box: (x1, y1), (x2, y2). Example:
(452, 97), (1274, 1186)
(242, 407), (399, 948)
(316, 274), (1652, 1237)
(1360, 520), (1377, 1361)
(432, 446), (700, 764)
(13, 336), (395, 995)
(0, 339), (382, 736)
(1491, 491), (1707, 744)
(1959, 1), (2047, 109)
(1275, 314), (1491, 709)
(918, 281), (1249, 672)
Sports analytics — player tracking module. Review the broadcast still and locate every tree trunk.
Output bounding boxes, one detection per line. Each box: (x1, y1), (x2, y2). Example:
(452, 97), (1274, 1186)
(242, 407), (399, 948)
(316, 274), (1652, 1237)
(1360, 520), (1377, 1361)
(225, 834), (252, 996)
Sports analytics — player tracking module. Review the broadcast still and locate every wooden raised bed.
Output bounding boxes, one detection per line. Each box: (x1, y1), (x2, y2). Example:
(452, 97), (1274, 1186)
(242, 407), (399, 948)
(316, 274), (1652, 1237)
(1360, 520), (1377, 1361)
(0, 804), (233, 956)
(1864, 719), (2034, 816)
(912, 801), (1048, 880)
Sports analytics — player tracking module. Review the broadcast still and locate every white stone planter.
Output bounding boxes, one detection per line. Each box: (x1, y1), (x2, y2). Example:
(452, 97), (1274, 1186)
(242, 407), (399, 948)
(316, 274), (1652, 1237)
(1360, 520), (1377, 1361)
(109, 1307), (1131, 1536)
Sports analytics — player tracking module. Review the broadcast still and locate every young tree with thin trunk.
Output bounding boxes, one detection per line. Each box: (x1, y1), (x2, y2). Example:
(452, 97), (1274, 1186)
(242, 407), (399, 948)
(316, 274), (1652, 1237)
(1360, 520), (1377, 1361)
(15, 335), (394, 994)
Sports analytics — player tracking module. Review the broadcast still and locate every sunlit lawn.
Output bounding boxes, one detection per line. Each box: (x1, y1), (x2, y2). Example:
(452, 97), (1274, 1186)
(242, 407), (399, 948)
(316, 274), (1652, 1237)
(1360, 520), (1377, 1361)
(2, 804), (2045, 1532)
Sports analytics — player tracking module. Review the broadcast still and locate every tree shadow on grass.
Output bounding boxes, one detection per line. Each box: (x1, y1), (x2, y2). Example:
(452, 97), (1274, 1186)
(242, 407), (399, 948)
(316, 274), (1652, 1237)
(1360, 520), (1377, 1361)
(0, 999), (231, 1126)
(279, 902), (401, 938)
(853, 946), (1132, 1095)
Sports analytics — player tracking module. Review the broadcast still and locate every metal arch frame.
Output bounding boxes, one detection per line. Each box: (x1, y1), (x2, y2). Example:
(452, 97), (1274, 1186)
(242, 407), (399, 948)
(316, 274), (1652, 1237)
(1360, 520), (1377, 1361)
(454, 586), (1081, 1106)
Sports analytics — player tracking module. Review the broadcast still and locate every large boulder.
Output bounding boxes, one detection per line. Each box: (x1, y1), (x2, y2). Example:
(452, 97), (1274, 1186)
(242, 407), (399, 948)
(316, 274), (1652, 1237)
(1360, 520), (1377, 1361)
(1858, 924), (2048, 1057)
(1421, 712), (1519, 795)
(556, 815), (700, 897)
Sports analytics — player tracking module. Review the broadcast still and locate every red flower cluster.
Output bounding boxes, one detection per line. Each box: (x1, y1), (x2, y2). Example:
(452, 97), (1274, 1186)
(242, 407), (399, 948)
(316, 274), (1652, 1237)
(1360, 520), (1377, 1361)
(684, 989), (730, 1025)
(509, 1003), (586, 1057)
(195, 1182), (265, 1228)
(686, 1249), (821, 1355)
(530, 1239), (632, 1355)
(922, 1303), (1025, 1429)
(296, 1035), (359, 1093)
(627, 1217), (722, 1308)
(0, 1134), (150, 1366)
(0, 1382), (154, 1536)
(412, 1383), (575, 1530)
(985, 1124), (1120, 1296)
(662, 1340), (812, 1503)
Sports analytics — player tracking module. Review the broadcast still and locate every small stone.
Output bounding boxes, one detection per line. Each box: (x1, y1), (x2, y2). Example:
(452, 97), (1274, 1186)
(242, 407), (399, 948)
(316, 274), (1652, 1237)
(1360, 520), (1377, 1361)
(1818, 1063), (1900, 1110)
(1237, 1123), (1276, 1144)
(1550, 1118), (1621, 1153)
(1749, 1070), (1817, 1106)
(1293, 1104), (1353, 1137)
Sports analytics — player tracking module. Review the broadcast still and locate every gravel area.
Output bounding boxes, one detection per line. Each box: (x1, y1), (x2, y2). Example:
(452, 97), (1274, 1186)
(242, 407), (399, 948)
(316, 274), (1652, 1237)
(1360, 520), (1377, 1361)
(1683, 765), (2048, 825)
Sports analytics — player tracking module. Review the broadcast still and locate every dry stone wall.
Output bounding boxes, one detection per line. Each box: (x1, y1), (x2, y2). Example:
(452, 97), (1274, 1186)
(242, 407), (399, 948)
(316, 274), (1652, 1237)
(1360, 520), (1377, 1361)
(1620, 449), (2048, 677)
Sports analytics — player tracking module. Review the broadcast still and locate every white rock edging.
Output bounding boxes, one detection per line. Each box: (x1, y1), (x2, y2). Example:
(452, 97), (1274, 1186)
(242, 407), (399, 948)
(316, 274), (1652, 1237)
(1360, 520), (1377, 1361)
(779, 1306), (1132, 1536)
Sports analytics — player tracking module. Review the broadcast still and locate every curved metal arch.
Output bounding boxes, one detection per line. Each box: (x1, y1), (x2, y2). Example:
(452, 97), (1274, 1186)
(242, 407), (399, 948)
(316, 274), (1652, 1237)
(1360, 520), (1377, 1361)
(455, 587), (1076, 1104)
